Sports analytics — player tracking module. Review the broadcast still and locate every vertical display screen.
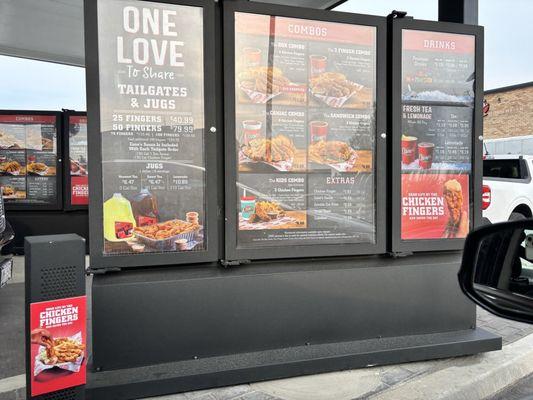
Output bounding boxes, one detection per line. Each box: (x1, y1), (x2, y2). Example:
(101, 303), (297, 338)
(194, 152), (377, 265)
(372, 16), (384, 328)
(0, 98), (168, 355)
(97, 0), (206, 255)
(234, 12), (377, 248)
(68, 115), (89, 206)
(29, 296), (87, 396)
(400, 30), (475, 240)
(0, 114), (59, 206)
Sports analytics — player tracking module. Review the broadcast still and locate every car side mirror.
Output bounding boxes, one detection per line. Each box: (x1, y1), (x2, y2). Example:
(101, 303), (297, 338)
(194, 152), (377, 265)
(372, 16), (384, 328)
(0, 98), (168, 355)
(459, 219), (533, 324)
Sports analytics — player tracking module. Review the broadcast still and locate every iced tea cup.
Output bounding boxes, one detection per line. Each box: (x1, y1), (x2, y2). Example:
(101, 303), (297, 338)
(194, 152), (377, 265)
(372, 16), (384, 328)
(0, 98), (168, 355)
(309, 55), (327, 77)
(401, 135), (418, 165)
(242, 120), (262, 145)
(243, 47), (262, 67)
(309, 121), (329, 142)
(418, 142), (435, 169)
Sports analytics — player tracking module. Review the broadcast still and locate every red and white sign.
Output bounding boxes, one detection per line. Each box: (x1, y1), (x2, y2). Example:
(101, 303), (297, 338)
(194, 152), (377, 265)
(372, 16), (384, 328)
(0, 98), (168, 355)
(401, 173), (469, 240)
(71, 176), (89, 206)
(235, 12), (375, 46)
(0, 115), (56, 124)
(29, 296), (86, 397)
(69, 116), (87, 125)
(69, 115), (88, 206)
(402, 30), (475, 54)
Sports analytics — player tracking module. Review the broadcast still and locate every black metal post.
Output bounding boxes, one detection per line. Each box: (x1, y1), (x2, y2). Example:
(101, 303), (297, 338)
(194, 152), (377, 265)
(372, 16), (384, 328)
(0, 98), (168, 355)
(439, 0), (478, 25)
(25, 234), (86, 400)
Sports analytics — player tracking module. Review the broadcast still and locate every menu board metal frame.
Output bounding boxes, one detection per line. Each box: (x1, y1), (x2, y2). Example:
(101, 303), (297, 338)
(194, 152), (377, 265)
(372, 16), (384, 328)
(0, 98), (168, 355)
(223, 1), (387, 262)
(0, 110), (63, 211)
(63, 110), (88, 211)
(85, 0), (221, 269)
(390, 18), (484, 253)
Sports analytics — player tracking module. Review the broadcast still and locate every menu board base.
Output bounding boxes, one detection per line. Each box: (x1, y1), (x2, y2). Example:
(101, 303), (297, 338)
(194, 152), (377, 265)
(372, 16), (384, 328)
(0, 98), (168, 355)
(87, 328), (499, 399)
(89, 252), (500, 398)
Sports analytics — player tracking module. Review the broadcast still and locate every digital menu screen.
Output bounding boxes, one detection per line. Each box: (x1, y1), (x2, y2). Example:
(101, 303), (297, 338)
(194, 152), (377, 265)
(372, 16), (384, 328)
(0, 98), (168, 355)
(68, 115), (88, 206)
(97, 0), (206, 255)
(0, 114), (59, 206)
(234, 13), (376, 248)
(400, 30), (475, 240)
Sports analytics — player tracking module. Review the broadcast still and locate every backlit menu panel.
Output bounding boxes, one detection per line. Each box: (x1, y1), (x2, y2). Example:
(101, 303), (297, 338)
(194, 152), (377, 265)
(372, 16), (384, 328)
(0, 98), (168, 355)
(400, 30), (475, 241)
(97, 0), (206, 255)
(234, 12), (377, 248)
(0, 114), (59, 207)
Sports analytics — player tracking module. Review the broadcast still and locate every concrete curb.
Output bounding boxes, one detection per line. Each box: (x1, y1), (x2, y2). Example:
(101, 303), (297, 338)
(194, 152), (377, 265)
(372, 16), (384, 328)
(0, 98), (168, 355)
(369, 332), (533, 400)
(0, 375), (24, 400)
(2, 333), (533, 400)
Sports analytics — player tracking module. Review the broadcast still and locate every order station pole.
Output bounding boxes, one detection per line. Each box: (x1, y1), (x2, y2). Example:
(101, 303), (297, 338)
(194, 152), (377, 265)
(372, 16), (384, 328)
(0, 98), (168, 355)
(25, 234), (86, 400)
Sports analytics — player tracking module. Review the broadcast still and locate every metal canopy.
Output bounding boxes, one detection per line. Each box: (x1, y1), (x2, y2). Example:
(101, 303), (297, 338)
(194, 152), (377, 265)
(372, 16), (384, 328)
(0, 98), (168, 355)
(0, 0), (85, 66)
(0, 0), (347, 67)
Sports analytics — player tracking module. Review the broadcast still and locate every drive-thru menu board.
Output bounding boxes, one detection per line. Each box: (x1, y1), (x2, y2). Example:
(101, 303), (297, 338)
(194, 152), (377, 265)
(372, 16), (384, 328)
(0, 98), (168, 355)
(234, 12), (377, 248)
(97, 0), (206, 255)
(0, 114), (59, 207)
(68, 115), (89, 206)
(400, 30), (475, 240)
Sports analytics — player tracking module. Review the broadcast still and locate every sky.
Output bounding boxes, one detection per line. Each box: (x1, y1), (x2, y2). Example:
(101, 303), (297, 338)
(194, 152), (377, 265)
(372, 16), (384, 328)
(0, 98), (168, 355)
(336, 0), (533, 89)
(0, 56), (86, 111)
(0, 0), (531, 111)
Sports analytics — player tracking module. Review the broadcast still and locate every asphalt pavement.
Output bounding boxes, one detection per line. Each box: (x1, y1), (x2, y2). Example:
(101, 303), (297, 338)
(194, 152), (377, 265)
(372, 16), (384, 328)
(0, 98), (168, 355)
(0, 263), (24, 379)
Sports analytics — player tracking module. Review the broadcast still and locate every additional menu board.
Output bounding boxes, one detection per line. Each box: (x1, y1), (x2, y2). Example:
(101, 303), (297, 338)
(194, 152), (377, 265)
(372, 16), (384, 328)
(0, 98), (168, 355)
(97, 0), (206, 255)
(68, 115), (88, 206)
(400, 30), (475, 240)
(234, 12), (376, 248)
(0, 114), (59, 206)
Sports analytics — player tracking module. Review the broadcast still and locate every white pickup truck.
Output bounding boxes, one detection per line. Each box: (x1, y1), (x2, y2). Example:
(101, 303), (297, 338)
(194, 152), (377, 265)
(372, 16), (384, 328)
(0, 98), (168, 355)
(483, 155), (533, 223)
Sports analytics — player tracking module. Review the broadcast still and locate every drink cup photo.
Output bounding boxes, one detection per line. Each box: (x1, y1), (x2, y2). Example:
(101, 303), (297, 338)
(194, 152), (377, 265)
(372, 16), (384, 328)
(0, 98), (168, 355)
(242, 120), (263, 145)
(418, 142), (435, 169)
(309, 55), (327, 77)
(401, 135), (418, 165)
(309, 121), (329, 142)
(243, 47), (262, 67)
(240, 196), (256, 220)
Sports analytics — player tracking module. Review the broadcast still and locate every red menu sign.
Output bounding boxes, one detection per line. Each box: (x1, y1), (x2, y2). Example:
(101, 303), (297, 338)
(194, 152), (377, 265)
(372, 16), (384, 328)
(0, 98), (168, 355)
(29, 296), (86, 396)
(68, 116), (88, 206)
(401, 174), (469, 240)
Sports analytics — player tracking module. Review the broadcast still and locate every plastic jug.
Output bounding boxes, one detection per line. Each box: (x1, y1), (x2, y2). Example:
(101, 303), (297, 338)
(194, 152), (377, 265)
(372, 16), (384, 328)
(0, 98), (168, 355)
(131, 188), (159, 226)
(103, 193), (136, 241)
